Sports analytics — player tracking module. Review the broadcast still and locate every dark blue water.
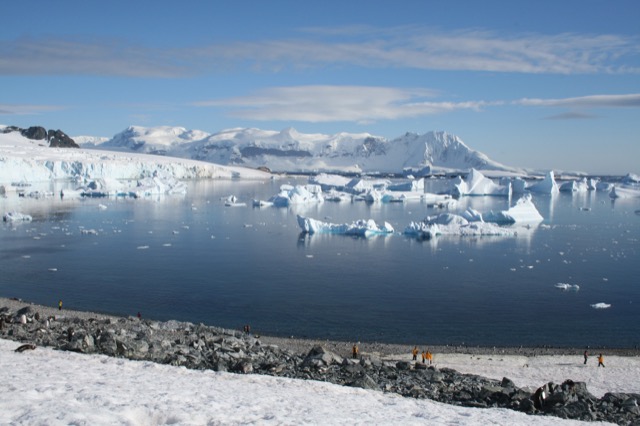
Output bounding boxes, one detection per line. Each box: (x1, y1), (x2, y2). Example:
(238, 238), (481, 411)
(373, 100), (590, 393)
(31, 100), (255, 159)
(1, 179), (639, 348)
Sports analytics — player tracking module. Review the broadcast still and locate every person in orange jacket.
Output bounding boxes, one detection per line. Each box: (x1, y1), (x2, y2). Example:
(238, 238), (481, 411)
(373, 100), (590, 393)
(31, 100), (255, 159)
(426, 350), (433, 365)
(598, 354), (605, 368)
(412, 346), (418, 361)
(352, 343), (359, 359)
(421, 351), (426, 364)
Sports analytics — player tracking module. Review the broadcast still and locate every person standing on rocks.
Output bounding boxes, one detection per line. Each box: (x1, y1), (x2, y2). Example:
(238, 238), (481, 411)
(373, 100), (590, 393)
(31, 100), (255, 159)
(583, 350), (588, 364)
(421, 350), (426, 364)
(598, 354), (605, 368)
(426, 350), (433, 365)
(58, 300), (62, 311)
(412, 346), (418, 361)
(352, 343), (358, 359)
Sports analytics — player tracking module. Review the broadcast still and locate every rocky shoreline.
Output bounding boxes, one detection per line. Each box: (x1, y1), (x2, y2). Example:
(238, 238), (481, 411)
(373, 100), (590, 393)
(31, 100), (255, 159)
(1, 297), (639, 424)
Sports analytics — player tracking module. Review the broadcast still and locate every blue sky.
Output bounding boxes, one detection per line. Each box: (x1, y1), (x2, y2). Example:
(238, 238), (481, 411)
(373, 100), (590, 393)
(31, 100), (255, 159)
(1, 0), (639, 174)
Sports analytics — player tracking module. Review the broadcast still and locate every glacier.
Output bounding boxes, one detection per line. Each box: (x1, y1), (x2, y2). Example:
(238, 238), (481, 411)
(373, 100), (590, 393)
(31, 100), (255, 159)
(0, 130), (271, 192)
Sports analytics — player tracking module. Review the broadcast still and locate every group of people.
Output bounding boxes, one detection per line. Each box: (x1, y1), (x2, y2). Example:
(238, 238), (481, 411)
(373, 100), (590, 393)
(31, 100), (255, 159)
(583, 350), (605, 367)
(412, 346), (433, 364)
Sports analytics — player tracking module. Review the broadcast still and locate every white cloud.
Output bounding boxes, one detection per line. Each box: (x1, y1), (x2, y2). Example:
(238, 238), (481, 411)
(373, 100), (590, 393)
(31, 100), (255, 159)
(195, 86), (488, 122)
(1, 27), (638, 77)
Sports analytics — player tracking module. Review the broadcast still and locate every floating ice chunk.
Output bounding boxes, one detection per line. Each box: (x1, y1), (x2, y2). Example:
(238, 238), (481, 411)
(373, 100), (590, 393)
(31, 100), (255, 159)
(297, 215), (394, 237)
(555, 283), (580, 291)
(527, 171), (559, 194)
(609, 186), (640, 199)
(308, 173), (352, 191)
(137, 245), (149, 250)
(559, 178), (589, 192)
(98, 204), (108, 210)
(224, 195), (247, 207)
(48, 268), (57, 272)
(404, 214), (517, 239)
(252, 199), (274, 207)
(451, 169), (511, 197)
(270, 184), (324, 206)
(80, 229), (98, 235)
(590, 303), (611, 309)
(323, 190), (352, 202)
(482, 194), (543, 224)
(3, 212), (33, 222)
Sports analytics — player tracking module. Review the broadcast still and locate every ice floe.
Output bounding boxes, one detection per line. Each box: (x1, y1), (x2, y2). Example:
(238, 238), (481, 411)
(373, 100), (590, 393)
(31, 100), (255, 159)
(590, 303), (612, 309)
(297, 215), (394, 237)
(2, 212), (33, 222)
(555, 283), (580, 291)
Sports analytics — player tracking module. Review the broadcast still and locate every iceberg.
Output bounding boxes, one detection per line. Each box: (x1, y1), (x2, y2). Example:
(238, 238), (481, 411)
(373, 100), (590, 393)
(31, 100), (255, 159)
(297, 215), (394, 237)
(451, 169), (511, 197)
(2, 212), (33, 222)
(269, 184), (324, 206)
(596, 181), (613, 192)
(559, 178), (589, 193)
(609, 186), (640, 199)
(403, 217), (517, 239)
(527, 171), (559, 194)
(482, 194), (544, 224)
(308, 173), (352, 191)
(388, 178), (424, 192)
(590, 303), (611, 309)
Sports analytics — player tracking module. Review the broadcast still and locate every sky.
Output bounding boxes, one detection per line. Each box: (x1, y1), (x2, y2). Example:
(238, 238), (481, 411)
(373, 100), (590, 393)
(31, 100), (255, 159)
(1, 0), (639, 174)
(1, 337), (635, 425)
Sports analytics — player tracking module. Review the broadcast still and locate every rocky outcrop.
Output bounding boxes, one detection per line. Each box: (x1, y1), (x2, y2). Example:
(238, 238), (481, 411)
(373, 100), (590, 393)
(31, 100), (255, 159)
(2, 125), (79, 148)
(47, 129), (78, 148)
(0, 304), (637, 424)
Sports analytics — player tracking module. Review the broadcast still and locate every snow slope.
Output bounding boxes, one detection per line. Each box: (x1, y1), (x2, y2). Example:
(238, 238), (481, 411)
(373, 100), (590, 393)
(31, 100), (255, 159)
(0, 339), (602, 425)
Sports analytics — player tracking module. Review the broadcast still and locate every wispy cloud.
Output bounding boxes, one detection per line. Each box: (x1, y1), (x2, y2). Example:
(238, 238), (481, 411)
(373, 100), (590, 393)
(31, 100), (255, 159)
(195, 86), (489, 123)
(517, 94), (640, 108)
(544, 112), (598, 120)
(197, 86), (640, 123)
(1, 26), (638, 77)
(0, 37), (189, 78)
(0, 103), (64, 115)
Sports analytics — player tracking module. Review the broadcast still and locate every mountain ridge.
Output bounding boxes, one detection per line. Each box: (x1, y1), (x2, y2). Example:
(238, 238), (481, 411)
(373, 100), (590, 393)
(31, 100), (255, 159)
(80, 125), (522, 175)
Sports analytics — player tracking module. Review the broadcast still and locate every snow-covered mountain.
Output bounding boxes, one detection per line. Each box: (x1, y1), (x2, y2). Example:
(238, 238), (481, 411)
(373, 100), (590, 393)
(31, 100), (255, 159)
(82, 126), (522, 175)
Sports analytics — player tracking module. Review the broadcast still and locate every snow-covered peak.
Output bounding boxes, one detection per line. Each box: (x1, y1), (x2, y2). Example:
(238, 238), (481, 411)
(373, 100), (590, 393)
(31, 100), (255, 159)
(78, 125), (520, 174)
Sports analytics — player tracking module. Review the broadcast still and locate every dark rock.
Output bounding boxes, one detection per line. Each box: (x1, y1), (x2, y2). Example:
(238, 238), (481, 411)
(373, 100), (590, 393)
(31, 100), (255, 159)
(48, 129), (79, 148)
(21, 126), (47, 140)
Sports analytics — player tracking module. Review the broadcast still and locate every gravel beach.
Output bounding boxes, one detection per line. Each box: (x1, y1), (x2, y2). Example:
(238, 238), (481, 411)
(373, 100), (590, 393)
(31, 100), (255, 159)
(3, 296), (639, 360)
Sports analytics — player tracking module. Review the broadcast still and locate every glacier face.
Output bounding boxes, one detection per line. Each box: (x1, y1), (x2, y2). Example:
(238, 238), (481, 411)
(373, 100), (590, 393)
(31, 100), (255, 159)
(80, 126), (522, 175)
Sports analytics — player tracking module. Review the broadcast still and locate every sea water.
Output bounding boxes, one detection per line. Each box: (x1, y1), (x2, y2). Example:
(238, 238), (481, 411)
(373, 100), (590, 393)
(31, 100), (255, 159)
(1, 178), (639, 348)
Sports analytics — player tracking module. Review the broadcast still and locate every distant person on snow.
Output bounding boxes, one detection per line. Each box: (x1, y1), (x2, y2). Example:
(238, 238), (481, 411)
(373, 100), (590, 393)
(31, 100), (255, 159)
(584, 350), (588, 365)
(426, 350), (433, 365)
(412, 346), (418, 361)
(598, 354), (605, 368)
